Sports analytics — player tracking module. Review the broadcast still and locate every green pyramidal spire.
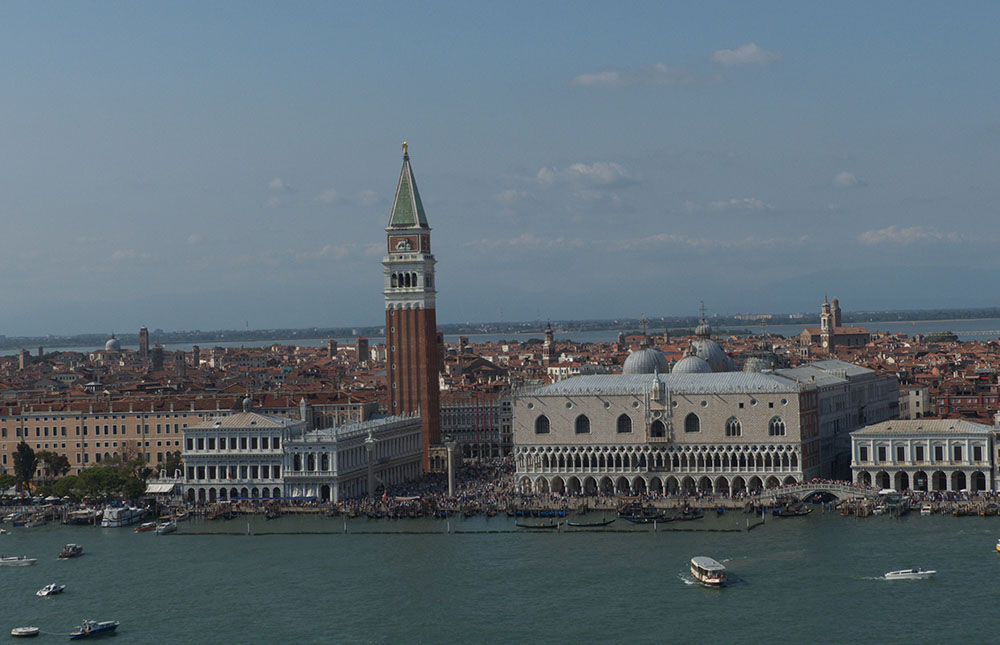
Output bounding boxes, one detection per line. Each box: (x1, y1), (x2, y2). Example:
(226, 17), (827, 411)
(387, 142), (429, 229)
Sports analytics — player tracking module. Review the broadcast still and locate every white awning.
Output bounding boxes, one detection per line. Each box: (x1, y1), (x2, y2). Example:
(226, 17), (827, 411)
(145, 483), (180, 494)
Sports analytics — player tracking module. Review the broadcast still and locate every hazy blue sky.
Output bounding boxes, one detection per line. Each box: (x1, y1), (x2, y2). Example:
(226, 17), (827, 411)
(1, 2), (997, 335)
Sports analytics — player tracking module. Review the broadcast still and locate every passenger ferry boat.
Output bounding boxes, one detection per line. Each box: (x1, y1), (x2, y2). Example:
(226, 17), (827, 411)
(100, 506), (144, 528)
(690, 556), (727, 587)
(884, 568), (936, 580)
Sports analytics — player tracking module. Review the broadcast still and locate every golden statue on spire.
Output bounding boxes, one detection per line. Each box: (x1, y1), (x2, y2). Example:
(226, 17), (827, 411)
(402, 141), (408, 154)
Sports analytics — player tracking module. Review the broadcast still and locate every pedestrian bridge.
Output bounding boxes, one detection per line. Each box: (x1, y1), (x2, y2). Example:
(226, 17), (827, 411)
(756, 482), (880, 502)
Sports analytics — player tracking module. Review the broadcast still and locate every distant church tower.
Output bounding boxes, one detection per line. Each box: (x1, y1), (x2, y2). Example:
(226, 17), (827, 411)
(543, 322), (555, 364)
(383, 143), (441, 470)
(820, 296), (833, 351)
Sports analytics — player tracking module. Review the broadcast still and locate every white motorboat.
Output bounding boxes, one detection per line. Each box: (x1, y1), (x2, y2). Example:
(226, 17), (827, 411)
(100, 505), (144, 528)
(884, 568), (936, 580)
(11, 626), (39, 638)
(920, 504), (933, 515)
(37, 582), (66, 597)
(690, 556), (727, 587)
(0, 555), (37, 567)
(155, 520), (177, 535)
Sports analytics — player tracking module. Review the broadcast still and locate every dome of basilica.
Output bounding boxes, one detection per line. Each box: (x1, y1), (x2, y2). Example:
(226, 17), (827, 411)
(105, 334), (121, 352)
(672, 354), (712, 374)
(622, 347), (670, 375)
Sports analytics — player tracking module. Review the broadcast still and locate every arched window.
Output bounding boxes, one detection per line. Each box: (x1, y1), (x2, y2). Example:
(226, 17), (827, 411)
(535, 415), (550, 434)
(650, 419), (665, 438)
(769, 416), (786, 436)
(726, 417), (742, 437)
(391, 274), (398, 288)
(616, 414), (632, 434)
(575, 415), (591, 434)
(684, 413), (700, 433)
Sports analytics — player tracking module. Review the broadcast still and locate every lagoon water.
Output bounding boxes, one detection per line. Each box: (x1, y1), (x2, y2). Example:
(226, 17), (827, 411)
(3, 512), (998, 643)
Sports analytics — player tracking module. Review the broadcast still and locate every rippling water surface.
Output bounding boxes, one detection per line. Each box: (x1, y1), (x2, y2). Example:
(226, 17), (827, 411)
(3, 511), (997, 643)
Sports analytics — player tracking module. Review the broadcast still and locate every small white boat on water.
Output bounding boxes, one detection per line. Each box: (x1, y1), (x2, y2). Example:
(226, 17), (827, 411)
(0, 555), (37, 567)
(100, 505), (144, 528)
(690, 556), (727, 587)
(10, 626), (39, 638)
(884, 568), (936, 580)
(155, 520), (177, 535)
(37, 582), (66, 597)
(920, 504), (933, 515)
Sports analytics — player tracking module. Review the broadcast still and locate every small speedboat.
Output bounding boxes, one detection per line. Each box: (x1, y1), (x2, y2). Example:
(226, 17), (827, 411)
(135, 522), (157, 533)
(691, 556), (727, 587)
(0, 528), (8, 535)
(155, 520), (177, 535)
(10, 626), (39, 638)
(920, 504), (933, 515)
(59, 544), (83, 558)
(37, 582), (66, 597)
(884, 568), (936, 580)
(0, 555), (37, 566)
(69, 620), (119, 640)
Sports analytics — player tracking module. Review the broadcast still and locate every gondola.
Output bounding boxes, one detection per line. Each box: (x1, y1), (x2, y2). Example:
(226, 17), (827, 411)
(621, 514), (671, 524)
(515, 521), (561, 529)
(566, 518), (616, 527)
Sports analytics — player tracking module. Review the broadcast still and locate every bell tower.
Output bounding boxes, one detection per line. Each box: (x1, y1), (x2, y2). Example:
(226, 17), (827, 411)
(383, 143), (440, 470)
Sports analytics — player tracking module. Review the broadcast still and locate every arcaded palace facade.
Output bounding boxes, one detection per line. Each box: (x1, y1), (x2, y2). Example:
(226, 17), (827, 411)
(513, 326), (898, 496)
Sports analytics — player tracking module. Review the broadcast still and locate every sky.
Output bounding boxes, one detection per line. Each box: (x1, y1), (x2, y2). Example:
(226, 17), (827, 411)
(1, 2), (998, 335)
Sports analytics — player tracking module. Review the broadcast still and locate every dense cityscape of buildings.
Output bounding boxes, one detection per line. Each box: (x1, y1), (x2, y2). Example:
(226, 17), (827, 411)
(4, 147), (1000, 500)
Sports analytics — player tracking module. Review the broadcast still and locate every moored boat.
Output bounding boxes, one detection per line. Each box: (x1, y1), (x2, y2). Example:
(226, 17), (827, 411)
(59, 544), (83, 559)
(0, 555), (37, 566)
(10, 626), (40, 638)
(155, 520), (177, 535)
(101, 505), (144, 528)
(65, 509), (103, 526)
(135, 522), (157, 533)
(69, 620), (119, 639)
(37, 582), (66, 596)
(514, 521), (561, 529)
(690, 556), (727, 587)
(566, 518), (616, 527)
(884, 568), (936, 580)
(920, 504), (933, 516)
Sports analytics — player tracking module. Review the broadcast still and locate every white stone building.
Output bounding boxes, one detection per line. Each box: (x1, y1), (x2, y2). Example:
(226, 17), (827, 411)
(182, 399), (307, 503)
(283, 414), (422, 502)
(850, 419), (996, 492)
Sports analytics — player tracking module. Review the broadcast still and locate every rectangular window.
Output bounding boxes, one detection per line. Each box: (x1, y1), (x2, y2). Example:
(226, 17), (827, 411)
(185, 438), (193, 451)
(896, 446), (904, 462)
(934, 446), (943, 461)
(197, 438), (205, 450)
(859, 446), (868, 462)
(251, 437), (258, 449)
(208, 438), (216, 450)
(915, 446), (924, 462)
(877, 446), (886, 462)
(974, 446), (983, 462)
(954, 446), (963, 462)
(240, 437), (247, 450)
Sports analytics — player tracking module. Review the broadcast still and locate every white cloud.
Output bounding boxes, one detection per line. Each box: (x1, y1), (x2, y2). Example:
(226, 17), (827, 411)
(833, 171), (865, 188)
(707, 197), (771, 212)
(712, 43), (779, 67)
(858, 226), (961, 246)
(466, 233), (584, 250)
(494, 189), (532, 204)
(265, 195), (281, 208)
(356, 190), (380, 207)
(609, 233), (807, 252)
(685, 197), (773, 213)
(573, 71), (622, 88)
(269, 177), (292, 192)
(573, 63), (691, 88)
(536, 162), (637, 189)
(186, 234), (202, 245)
(317, 188), (339, 204)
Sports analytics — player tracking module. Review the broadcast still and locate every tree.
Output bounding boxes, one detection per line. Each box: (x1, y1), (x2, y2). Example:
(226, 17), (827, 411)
(164, 451), (183, 478)
(35, 451), (71, 481)
(0, 473), (16, 494)
(13, 441), (37, 493)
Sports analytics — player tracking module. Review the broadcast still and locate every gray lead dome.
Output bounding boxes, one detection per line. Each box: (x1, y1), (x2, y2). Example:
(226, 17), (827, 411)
(622, 348), (671, 375)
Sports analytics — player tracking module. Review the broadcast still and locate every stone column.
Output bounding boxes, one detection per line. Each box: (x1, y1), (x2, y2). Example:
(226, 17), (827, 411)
(445, 438), (457, 497)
